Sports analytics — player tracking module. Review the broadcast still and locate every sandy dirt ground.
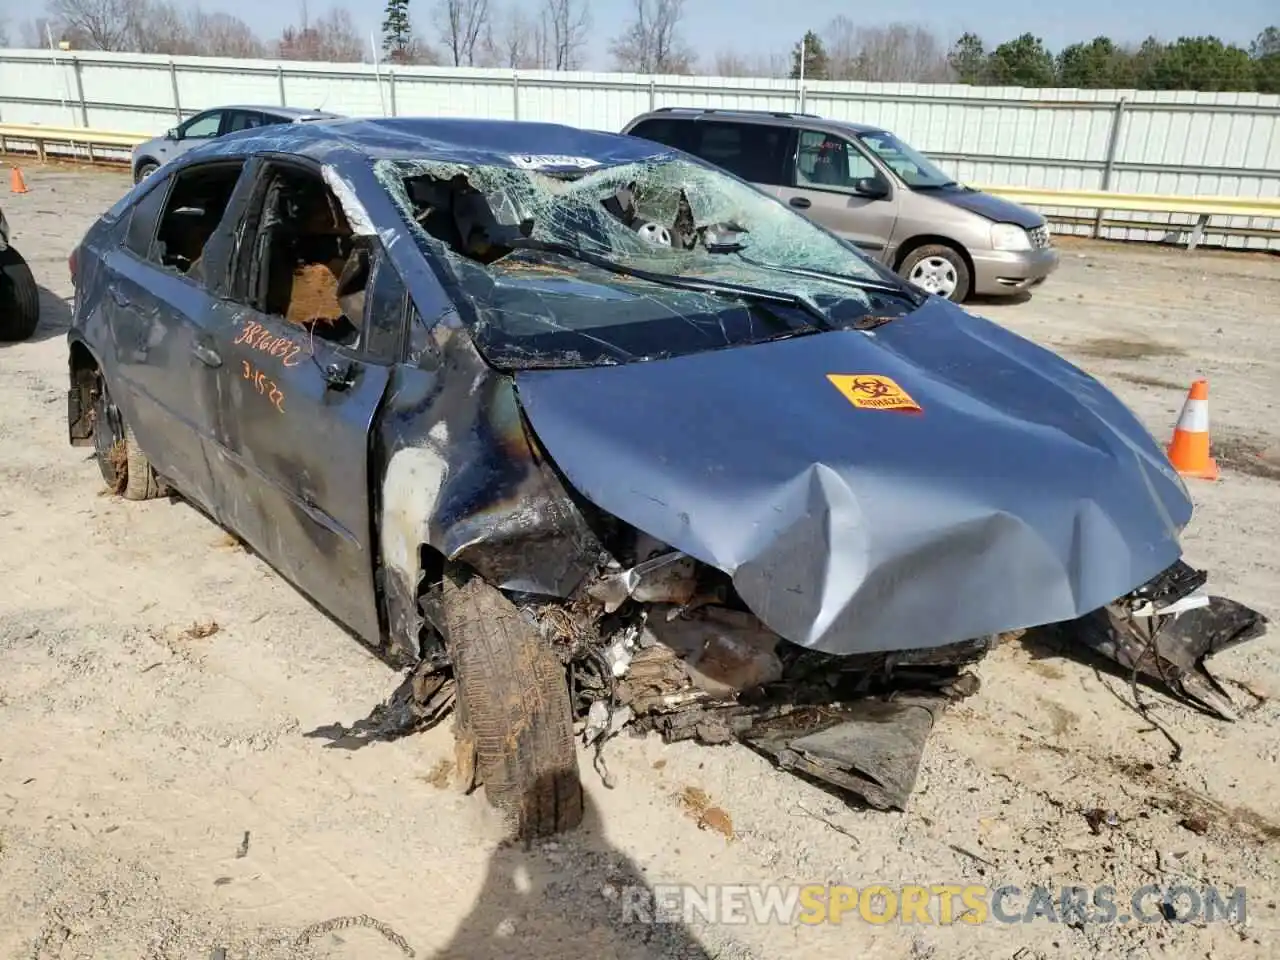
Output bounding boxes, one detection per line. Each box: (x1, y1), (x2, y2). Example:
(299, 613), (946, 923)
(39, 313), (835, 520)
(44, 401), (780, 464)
(1, 167), (1278, 960)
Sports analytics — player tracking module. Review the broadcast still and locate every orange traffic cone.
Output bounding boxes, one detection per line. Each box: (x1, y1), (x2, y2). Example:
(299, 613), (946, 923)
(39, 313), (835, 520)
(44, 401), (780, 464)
(9, 166), (28, 194)
(1167, 379), (1219, 480)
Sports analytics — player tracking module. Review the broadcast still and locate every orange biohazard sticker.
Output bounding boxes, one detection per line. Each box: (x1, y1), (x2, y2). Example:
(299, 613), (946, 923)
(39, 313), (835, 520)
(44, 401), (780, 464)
(827, 374), (921, 412)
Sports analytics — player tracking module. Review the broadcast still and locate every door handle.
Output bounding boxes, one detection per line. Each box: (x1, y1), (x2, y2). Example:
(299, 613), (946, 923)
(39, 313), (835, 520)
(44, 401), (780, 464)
(108, 285), (129, 307)
(789, 196), (812, 209)
(192, 340), (222, 368)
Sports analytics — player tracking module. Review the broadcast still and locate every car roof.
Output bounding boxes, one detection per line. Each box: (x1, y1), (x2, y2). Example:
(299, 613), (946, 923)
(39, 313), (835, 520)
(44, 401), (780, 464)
(629, 107), (885, 137)
(181, 116), (676, 169)
(204, 104), (344, 119)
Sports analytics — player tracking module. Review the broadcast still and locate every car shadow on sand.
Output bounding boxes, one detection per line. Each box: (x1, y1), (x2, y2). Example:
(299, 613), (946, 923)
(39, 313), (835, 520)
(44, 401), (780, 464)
(0, 284), (73, 347)
(419, 780), (720, 960)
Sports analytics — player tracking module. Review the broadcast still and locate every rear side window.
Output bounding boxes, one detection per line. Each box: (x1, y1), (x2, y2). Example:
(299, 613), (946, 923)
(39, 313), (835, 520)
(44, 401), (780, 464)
(627, 118), (692, 152)
(152, 162), (246, 278)
(226, 111), (264, 133)
(123, 176), (171, 258)
(679, 121), (792, 186)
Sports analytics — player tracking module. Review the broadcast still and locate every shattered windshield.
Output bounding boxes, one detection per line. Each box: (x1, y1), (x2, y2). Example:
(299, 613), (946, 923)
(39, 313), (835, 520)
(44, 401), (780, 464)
(377, 154), (919, 368)
(857, 132), (956, 189)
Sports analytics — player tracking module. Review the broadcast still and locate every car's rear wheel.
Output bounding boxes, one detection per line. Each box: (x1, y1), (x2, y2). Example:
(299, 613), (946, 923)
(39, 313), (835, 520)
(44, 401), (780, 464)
(90, 372), (166, 500)
(134, 160), (159, 183)
(900, 244), (971, 303)
(440, 565), (584, 839)
(0, 245), (40, 342)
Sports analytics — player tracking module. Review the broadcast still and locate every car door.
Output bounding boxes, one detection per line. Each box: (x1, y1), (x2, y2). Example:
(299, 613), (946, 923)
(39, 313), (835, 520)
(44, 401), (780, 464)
(99, 158), (253, 513)
(776, 129), (900, 258)
(206, 160), (397, 643)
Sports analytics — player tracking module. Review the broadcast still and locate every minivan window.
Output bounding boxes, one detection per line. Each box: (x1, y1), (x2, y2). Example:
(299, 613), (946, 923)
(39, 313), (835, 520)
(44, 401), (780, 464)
(631, 118), (791, 186)
(796, 131), (879, 191)
(857, 131), (955, 189)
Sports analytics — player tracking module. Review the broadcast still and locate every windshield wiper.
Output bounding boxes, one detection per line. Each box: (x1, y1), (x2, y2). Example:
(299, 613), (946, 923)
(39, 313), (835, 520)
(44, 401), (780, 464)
(910, 181), (958, 190)
(507, 238), (834, 331)
(733, 253), (926, 308)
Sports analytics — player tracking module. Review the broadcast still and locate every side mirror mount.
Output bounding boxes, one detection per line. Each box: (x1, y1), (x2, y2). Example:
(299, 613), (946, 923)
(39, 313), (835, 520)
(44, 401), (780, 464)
(165, 127), (180, 141)
(853, 177), (889, 200)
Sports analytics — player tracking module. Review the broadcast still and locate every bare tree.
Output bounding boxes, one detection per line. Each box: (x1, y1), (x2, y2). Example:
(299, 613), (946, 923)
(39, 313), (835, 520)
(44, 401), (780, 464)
(543, 0), (589, 70)
(45, 0), (143, 51)
(0, 17), (10, 46)
(277, 7), (364, 62)
(479, 3), (536, 68)
(823, 18), (952, 82)
(435, 0), (490, 66)
(709, 49), (787, 77)
(608, 0), (695, 74)
(196, 11), (266, 59)
(132, 0), (198, 54)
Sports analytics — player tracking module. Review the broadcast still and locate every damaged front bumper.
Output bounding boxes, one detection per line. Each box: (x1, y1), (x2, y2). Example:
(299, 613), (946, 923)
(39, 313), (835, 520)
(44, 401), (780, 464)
(331, 553), (1266, 815)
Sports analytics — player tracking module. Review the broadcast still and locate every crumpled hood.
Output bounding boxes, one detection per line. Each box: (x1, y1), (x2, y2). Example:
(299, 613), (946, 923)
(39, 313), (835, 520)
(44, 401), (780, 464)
(514, 298), (1192, 656)
(936, 186), (1044, 229)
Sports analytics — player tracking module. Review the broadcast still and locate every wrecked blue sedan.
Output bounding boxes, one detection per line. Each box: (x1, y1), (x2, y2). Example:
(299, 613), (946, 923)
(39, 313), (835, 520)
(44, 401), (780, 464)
(65, 118), (1266, 837)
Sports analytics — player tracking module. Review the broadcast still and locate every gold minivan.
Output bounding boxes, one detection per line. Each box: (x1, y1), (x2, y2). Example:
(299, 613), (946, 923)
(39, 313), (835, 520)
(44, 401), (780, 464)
(622, 108), (1059, 303)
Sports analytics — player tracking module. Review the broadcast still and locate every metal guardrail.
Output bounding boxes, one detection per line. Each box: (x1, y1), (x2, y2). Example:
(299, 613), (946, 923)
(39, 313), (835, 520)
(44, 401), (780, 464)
(0, 122), (143, 163)
(972, 185), (1280, 249)
(2, 123), (1276, 250)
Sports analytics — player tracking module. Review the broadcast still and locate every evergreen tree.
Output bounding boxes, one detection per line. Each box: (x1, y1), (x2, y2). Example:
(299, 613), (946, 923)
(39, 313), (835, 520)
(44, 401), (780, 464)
(382, 0), (413, 61)
(790, 30), (829, 80)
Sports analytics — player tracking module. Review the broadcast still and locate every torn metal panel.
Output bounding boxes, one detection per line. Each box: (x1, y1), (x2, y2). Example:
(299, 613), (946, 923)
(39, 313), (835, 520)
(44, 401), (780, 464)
(321, 164), (377, 237)
(742, 699), (945, 812)
(375, 325), (610, 661)
(1066, 560), (1270, 721)
(515, 306), (1194, 656)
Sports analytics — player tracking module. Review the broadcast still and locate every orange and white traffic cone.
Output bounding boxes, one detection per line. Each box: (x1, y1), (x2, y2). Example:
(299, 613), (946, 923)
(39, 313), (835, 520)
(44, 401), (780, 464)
(9, 166), (28, 194)
(1166, 378), (1219, 481)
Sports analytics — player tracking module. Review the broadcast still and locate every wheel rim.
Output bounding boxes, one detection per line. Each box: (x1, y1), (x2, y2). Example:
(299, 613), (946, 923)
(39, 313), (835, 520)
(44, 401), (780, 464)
(141, 165), (155, 179)
(91, 376), (127, 490)
(908, 256), (959, 298)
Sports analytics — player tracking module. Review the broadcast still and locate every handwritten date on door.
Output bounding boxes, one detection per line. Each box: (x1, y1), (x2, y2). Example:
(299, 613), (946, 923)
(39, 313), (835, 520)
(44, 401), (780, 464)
(233, 320), (306, 367)
(242, 361), (286, 413)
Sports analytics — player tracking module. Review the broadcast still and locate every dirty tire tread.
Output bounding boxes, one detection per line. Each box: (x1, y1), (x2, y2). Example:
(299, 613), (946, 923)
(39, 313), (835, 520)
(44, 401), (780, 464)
(122, 424), (165, 501)
(900, 243), (971, 303)
(0, 245), (41, 342)
(443, 571), (583, 838)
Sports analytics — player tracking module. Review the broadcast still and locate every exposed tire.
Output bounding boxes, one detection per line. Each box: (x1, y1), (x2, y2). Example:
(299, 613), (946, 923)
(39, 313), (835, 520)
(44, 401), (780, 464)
(90, 372), (166, 500)
(135, 160), (159, 183)
(899, 243), (971, 303)
(440, 566), (583, 839)
(0, 245), (40, 342)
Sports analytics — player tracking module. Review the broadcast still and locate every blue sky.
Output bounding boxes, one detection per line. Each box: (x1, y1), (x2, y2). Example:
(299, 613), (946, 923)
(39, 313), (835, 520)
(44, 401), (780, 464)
(2, 0), (1275, 61)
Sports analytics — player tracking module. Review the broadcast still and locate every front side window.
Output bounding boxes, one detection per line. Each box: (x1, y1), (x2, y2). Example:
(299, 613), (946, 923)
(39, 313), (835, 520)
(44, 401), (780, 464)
(796, 131), (879, 190)
(857, 131), (956, 189)
(376, 150), (915, 369)
(236, 164), (370, 350)
(180, 112), (223, 140)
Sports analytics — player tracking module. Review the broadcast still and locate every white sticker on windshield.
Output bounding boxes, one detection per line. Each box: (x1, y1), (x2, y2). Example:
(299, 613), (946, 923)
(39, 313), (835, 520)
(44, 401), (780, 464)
(508, 154), (602, 171)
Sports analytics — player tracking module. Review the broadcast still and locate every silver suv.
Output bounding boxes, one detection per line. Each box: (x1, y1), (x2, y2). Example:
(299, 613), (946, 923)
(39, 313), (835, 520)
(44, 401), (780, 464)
(622, 108), (1058, 303)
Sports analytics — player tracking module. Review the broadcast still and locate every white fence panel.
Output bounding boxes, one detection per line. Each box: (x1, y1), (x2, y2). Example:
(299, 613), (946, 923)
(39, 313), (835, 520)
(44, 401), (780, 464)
(1, 49), (1277, 249)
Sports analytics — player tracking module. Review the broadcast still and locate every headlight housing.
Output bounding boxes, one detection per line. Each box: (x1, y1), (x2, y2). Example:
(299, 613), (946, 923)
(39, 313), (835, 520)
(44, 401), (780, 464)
(990, 223), (1031, 251)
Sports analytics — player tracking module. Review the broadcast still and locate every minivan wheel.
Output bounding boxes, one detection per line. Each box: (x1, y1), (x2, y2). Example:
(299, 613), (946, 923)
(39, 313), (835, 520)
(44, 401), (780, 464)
(134, 160), (159, 183)
(900, 244), (970, 302)
(440, 565), (584, 839)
